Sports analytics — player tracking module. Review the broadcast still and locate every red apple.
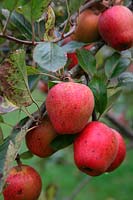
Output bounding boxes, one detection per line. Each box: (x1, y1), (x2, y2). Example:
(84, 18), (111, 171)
(46, 82), (94, 134)
(71, 9), (100, 43)
(98, 6), (133, 51)
(67, 52), (78, 70)
(74, 121), (118, 176)
(3, 165), (42, 200)
(25, 115), (57, 157)
(106, 129), (126, 172)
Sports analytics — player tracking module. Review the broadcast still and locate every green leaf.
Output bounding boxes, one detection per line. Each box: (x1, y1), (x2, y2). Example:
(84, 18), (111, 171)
(17, 0), (31, 6)
(44, 6), (55, 41)
(51, 134), (76, 151)
(10, 11), (32, 40)
(31, 0), (51, 21)
(118, 72), (133, 89)
(0, 96), (18, 114)
(111, 57), (131, 78)
(76, 49), (96, 76)
(0, 116), (4, 123)
(0, 116), (31, 192)
(27, 66), (40, 76)
(89, 75), (107, 115)
(106, 89), (122, 113)
(0, 49), (33, 107)
(20, 150), (33, 159)
(68, 0), (86, 14)
(104, 52), (121, 78)
(95, 45), (115, 69)
(3, 0), (18, 11)
(105, 52), (131, 78)
(0, 127), (3, 145)
(62, 41), (85, 53)
(48, 81), (61, 89)
(33, 42), (67, 72)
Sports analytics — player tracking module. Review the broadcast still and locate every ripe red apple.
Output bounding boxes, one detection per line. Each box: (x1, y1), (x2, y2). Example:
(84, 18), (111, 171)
(98, 6), (133, 51)
(67, 52), (78, 70)
(46, 82), (94, 134)
(74, 121), (118, 176)
(25, 115), (57, 157)
(106, 129), (126, 172)
(71, 9), (100, 43)
(3, 165), (42, 200)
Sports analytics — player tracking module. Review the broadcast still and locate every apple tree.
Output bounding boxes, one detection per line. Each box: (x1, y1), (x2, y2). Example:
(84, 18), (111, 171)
(0, 0), (133, 199)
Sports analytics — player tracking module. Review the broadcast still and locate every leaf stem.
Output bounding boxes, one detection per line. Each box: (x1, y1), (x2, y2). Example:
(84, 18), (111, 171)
(40, 72), (60, 80)
(2, 11), (12, 34)
(31, 21), (35, 44)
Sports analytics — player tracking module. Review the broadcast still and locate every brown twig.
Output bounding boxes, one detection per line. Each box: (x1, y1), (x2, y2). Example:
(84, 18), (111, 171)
(15, 154), (22, 166)
(80, 0), (102, 13)
(0, 25), (76, 45)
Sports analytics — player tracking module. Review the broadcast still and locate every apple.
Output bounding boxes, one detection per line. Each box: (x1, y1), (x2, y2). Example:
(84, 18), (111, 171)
(98, 5), (133, 51)
(73, 121), (118, 176)
(3, 164), (42, 200)
(25, 115), (57, 157)
(46, 82), (94, 134)
(67, 52), (78, 70)
(71, 9), (100, 43)
(106, 129), (126, 172)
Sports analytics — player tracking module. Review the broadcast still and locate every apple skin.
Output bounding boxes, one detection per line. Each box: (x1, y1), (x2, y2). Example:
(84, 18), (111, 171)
(71, 9), (100, 43)
(67, 52), (78, 70)
(73, 121), (118, 176)
(98, 6), (133, 51)
(25, 115), (57, 157)
(3, 165), (42, 200)
(106, 129), (126, 172)
(46, 82), (94, 134)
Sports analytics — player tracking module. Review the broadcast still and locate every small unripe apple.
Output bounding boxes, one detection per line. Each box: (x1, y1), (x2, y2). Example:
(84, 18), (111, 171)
(98, 6), (133, 51)
(26, 115), (57, 157)
(71, 9), (100, 43)
(74, 121), (118, 176)
(106, 129), (126, 172)
(3, 165), (42, 200)
(46, 82), (94, 134)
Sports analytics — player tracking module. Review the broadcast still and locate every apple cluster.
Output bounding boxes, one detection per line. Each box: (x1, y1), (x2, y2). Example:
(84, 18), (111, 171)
(26, 81), (126, 177)
(2, 80), (126, 200)
(62, 5), (133, 70)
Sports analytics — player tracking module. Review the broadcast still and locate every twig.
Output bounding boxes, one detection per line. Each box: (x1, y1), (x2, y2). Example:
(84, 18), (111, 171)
(15, 154), (22, 166)
(0, 33), (37, 45)
(2, 11), (12, 34)
(0, 24), (76, 45)
(105, 113), (133, 139)
(80, 0), (102, 13)
(63, 176), (91, 200)
(31, 21), (35, 44)
(92, 109), (97, 121)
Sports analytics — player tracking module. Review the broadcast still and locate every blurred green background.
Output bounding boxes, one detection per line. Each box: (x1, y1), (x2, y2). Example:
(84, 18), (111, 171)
(0, 89), (133, 200)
